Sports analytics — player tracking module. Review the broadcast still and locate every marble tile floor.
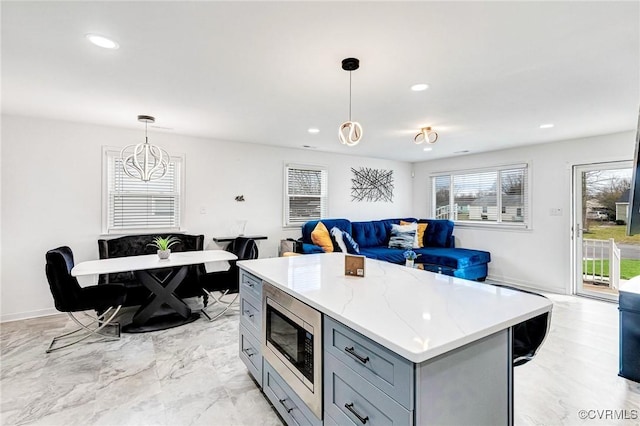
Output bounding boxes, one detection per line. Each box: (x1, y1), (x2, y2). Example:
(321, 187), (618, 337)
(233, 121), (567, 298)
(1, 293), (639, 426)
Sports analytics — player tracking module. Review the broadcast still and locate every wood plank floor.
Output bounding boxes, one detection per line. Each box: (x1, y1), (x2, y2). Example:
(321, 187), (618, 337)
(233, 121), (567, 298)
(1, 293), (639, 425)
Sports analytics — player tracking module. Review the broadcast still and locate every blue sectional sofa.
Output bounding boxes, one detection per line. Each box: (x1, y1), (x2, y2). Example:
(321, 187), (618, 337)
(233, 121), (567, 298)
(299, 218), (491, 281)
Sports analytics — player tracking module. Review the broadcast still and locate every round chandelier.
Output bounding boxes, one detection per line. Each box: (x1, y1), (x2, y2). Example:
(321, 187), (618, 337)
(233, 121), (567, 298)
(338, 58), (363, 146)
(120, 115), (169, 181)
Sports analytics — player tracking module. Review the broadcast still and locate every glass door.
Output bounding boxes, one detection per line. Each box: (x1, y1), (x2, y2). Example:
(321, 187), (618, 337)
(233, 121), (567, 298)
(573, 161), (636, 301)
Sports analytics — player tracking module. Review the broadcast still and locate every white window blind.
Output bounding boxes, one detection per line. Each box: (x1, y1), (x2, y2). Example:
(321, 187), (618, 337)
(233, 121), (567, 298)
(431, 164), (529, 227)
(104, 150), (183, 233)
(284, 164), (328, 227)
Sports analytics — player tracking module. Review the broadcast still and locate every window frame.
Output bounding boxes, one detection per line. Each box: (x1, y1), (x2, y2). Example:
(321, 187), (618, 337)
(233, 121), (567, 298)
(101, 146), (186, 235)
(430, 162), (532, 230)
(283, 162), (328, 228)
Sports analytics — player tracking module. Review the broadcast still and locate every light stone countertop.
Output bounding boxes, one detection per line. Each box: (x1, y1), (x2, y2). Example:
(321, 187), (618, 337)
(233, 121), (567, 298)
(238, 252), (552, 363)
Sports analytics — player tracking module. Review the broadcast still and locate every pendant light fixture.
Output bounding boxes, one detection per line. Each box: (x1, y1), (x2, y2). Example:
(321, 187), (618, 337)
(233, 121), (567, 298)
(414, 126), (438, 145)
(120, 115), (169, 181)
(338, 57), (363, 146)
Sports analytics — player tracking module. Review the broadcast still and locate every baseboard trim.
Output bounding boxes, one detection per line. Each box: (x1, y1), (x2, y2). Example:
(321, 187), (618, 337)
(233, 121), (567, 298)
(485, 275), (567, 295)
(1, 308), (60, 323)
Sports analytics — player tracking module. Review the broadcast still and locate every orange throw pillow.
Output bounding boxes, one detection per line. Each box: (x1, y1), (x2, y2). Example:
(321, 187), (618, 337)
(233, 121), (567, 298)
(400, 220), (428, 248)
(417, 223), (428, 248)
(311, 222), (334, 253)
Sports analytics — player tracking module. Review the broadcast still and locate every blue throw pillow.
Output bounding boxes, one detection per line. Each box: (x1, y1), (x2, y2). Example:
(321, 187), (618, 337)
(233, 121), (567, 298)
(342, 231), (360, 254)
(388, 223), (416, 250)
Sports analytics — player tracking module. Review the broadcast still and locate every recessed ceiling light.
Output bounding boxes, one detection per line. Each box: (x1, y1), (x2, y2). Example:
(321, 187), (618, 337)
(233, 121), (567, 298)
(411, 83), (429, 92)
(85, 34), (119, 49)
(539, 123), (554, 129)
(307, 128), (320, 134)
(423, 147), (433, 152)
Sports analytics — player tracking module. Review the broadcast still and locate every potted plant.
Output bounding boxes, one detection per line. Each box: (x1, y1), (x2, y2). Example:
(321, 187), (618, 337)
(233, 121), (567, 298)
(148, 236), (181, 259)
(403, 250), (420, 268)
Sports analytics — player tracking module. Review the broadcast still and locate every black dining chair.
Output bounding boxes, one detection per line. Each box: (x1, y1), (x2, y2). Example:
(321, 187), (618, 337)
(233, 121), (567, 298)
(200, 237), (259, 321)
(45, 246), (126, 353)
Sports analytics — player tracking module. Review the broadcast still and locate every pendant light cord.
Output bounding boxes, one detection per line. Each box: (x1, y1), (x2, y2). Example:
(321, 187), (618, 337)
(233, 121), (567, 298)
(349, 71), (352, 121)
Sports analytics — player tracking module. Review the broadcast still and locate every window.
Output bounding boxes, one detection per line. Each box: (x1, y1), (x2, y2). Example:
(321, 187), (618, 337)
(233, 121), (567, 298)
(284, 164), (328, 227)
(103, 148), (184, 233)
(431, 163), (529, 227)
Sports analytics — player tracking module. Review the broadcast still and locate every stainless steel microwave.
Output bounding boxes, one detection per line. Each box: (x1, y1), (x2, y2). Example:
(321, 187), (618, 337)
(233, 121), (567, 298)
(262, 282), (322, 420)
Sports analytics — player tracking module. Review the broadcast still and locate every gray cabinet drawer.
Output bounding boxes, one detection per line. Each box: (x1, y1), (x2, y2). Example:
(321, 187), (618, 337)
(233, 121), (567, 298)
(263, 361), (322, 426)
(239, 324), (262, 387)
(324, 316), (414, 410)
(240, 270), (262, 301)
(240, 296), (261, 338)
(323, 413), (340, 426)
(325, 353), (413, 426)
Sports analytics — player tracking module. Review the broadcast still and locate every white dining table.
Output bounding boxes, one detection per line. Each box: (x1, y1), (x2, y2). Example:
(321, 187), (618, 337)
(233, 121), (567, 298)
(72, 250), (238, 332)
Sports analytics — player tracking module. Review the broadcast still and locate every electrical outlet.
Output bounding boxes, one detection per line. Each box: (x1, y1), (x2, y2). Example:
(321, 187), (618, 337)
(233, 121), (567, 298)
(200, 207), (206, 214)
(550, 208), (562, 216)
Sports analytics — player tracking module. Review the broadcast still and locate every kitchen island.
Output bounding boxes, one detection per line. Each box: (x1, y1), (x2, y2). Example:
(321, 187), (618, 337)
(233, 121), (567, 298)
(238, 253), (552, 426)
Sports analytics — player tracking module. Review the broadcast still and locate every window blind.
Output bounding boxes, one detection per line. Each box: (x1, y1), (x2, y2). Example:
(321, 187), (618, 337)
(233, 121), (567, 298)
(106, 154), (182, 232)
(284, 164), (328, 226)
(431, 164), (529, 226)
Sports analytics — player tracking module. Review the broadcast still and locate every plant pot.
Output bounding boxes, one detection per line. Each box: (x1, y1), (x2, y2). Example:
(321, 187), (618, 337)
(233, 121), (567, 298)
(157, 249), (171, 259)
(405, 260), (414, 268)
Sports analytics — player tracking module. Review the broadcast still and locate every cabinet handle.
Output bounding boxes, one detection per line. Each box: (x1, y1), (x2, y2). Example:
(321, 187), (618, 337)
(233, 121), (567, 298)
(242, 348), (254, 357)
(345, 402), (369, 424)
(344, 346), (369, 364)
(279, 398), (294, 413)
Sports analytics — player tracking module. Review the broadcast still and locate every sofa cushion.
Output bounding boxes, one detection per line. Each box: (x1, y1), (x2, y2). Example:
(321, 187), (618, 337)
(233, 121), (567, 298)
(358, 247), (407, 263)
(420, 219), (454, 248)
(416, 247), (491, 269)
(352, 220), (388, 248)
(311, 221), (334, 252)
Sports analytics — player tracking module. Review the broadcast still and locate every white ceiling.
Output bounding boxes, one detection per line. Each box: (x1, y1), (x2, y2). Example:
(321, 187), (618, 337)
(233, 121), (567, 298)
(2, 1), (639, 162)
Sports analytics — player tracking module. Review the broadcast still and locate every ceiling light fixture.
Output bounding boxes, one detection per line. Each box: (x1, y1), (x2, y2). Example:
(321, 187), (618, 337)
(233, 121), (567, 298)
(411, 83), (429, 92)
(338, 57), (362, 146)
(120, 115), (169, 181)
(308, 128), (320, 134)
(85, 34), (119, 49)
(414, 126), (438, 145)
(539, 123), (554, 129)
(423, 147), (433, 152)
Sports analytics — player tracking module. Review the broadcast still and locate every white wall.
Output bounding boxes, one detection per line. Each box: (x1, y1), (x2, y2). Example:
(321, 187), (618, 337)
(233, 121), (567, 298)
(412, 131), (636, 294)
(1, 115), (413, 321)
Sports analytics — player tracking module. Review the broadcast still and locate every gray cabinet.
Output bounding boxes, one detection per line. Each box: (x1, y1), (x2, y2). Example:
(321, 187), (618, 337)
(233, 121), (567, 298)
(238, 270), (263, 386)
(324, 316), (414, 425)
(324, 353), (413, 425)
(263, 361), (323, 426)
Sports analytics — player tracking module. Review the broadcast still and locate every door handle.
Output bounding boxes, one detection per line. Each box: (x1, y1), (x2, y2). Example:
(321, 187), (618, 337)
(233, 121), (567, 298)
(344, 346), (369, 364)
(279, 398), (294, 413)
(345, 402), (369, 424)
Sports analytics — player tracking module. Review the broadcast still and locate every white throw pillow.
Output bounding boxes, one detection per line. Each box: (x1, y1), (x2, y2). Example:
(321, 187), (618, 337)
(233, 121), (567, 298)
(330, 227), (348, 253)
